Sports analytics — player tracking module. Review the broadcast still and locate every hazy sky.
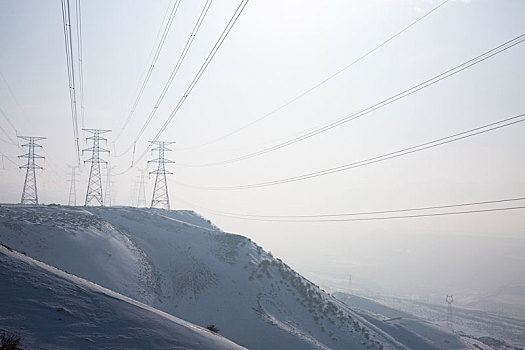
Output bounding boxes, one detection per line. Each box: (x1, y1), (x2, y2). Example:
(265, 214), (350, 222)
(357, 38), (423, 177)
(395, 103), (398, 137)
(1, 0), (524, 300)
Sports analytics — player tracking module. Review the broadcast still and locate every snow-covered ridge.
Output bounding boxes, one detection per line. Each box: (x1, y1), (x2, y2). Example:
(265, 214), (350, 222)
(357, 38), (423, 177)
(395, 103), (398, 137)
(0, 205), (470, 349)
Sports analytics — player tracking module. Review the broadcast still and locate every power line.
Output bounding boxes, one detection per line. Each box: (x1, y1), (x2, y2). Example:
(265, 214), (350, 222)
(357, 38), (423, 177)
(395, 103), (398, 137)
(116, 0), (213, 159)
(0, 105), (18, 136)
(192, 197), (525, 219)
(177, 0), (450, 152)
(113, 1), (175, 158)
(175, 112), (525, 190)
(75, 0), (86, 131)
(131, 0), (250, 168)
(0, 120), (18, 147)
(0, 151), (18, 167)
(212, 206), (525, 222)
(175, 195), (525, 222)
(114, 0), (184, 143)
(176, 33), (525, 168)
(0, 70), (28, 126)
(60, 0), (81, 166)
(41, 149), (68, 186)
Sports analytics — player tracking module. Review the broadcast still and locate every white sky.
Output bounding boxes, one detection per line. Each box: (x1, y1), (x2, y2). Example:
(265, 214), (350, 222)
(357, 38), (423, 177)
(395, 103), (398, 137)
(1, 0), (524, 300)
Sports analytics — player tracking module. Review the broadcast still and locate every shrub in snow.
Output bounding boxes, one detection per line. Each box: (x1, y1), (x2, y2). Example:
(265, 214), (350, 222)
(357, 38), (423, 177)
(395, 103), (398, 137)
(206, 325), (219, 333)
(0, 333), (23, 350)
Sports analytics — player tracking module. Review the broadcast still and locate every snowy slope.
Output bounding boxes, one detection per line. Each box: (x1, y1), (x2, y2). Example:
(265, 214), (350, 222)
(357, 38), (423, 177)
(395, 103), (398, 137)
(0, 244), (246, 350)
(0, 205), (155, 303)
(465, 283), (525, 317)
(334, 293), (466, 349)
(0, 205), (470, 349)
(352, 293), (525, 349)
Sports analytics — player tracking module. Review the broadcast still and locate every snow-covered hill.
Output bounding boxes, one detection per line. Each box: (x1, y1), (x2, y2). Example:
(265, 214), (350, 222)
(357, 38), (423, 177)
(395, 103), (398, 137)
(343, 292), (525, 350)
(465, 283), (525, 317)
(0, 205), (467, 349)
(0, 243), (245, 350)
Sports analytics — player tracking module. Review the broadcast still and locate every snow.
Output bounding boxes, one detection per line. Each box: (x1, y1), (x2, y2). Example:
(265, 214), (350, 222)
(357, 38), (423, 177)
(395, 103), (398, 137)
(0, 204), (493, 349)
(86, 206), (386, 349)
(464, 282), (525, 317)
(335, 294), (466, 349)
(0, 244), (246, 350)
(337, 292), (525, 349)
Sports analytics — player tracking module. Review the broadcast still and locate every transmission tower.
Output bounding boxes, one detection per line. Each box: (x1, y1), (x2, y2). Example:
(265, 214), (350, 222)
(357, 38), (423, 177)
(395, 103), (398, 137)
(148, 141), (174, 210)
(104, 165), (115, 207)
(18, 136), (46, 205)
(67, 165), (79, 206)
(446, 294), (454, 330)
(82, 129), (110, 206)
(136, 168), (148, 208)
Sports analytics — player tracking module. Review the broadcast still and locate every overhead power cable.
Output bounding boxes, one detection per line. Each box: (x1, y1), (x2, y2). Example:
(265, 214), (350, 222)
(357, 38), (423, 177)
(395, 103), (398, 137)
(75, 0), (86, 131)
(177, 0), (450, 152)
(0, 121), (18, 147)
(60, 0), (81, 166)
(0, 136), (11, 145)
(130, 0), (250, 168)
(212, 206), (525, 222)
(0, 106), (18, 134)
(175, 112), (525, 190)
(176, 33), (525, 168)
(0, 106), (19, 145)
(115, 0), (213, 160)
(115, 0), (173, 155)
(0, 151), (18, 167)
(0, 70), (28, 127)
(114, 0), (183, 144)
(174, 195), (525, 222)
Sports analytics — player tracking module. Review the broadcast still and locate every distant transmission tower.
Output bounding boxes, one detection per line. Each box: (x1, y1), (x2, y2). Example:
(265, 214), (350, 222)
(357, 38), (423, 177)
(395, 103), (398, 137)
(82, 129), (110, 206)
(67, 165), (79, 206)
(130, 182), (137, 207)
(148, 141), (174, 209)
(446, 294), (454, 330)
(104, 166), (115, 207)
(18, 136), (46, 205)
(136, 168), (148, 208)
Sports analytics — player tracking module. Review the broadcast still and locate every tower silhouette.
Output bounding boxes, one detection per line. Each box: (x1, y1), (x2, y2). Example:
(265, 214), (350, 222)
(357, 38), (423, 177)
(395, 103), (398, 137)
(136, 168), (148, 208)
(67, 165), (79, 206)
(18, 136), (46, 205)
(148, 141), (174, 209)
(83, 129), (110, 206)
(446, 294), (454, 330)
(104, 165), (115, 207)
(18, 136), (45, 204)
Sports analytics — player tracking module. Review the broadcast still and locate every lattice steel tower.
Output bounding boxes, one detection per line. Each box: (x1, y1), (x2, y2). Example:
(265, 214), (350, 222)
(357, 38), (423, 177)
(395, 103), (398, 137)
(446, 294), (454, 330)
(18, 136), (46, 205)
(136, 168), (148, 208)
(148, 141), (174, 209)
(83, 129), (110, 206)
(67, 165), (79, 206)
(104, 166), (115, 207)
